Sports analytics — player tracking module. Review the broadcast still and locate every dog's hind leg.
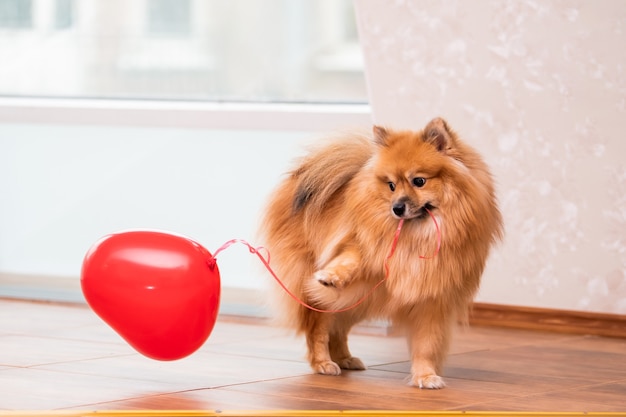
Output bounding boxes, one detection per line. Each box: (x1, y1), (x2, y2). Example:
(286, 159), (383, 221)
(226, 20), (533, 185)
(304, 311), (342, 375)
(329, 314), (366, 371)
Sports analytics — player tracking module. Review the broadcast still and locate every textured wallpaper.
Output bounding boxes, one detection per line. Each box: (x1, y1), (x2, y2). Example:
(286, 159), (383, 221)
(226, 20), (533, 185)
(355, 0), (626, 314)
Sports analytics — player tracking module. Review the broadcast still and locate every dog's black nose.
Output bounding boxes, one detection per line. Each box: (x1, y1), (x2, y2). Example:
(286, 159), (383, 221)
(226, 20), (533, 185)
(392, 202), (406, 217)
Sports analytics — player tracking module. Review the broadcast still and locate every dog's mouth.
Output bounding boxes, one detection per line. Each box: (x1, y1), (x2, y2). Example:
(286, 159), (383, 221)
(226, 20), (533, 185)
(416, 202), (436, 219)
(392, 201), (435, 220)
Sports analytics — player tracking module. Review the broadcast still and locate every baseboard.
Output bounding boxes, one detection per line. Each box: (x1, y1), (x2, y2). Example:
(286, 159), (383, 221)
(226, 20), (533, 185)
(470, 302), (626, 338)
(0, 272), (393, 336)
(0, 271), (271, 316)
(3, 273), (625, 338)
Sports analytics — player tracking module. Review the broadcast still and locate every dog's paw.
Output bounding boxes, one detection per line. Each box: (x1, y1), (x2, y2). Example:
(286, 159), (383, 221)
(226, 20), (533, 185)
(313, 360), (342, 376)
(314, 270), (346, 289)
(411, 374), (446, 389)
(336, 356), (366, 370)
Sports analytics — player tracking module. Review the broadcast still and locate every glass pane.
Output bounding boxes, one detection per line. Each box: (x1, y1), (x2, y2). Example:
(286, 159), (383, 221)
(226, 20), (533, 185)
(54, 0), (73, 29)
(147, 0), (190, 36)
(0, 0), (32, 28)
(0, 0), (367, 103)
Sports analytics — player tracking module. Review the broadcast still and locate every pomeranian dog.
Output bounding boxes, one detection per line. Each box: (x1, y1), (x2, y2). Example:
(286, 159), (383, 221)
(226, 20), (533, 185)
(260, 117), (503, 389)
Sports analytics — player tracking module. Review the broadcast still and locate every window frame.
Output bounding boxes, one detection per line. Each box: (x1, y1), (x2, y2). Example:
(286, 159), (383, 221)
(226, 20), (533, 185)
(0, 97), (372, 131)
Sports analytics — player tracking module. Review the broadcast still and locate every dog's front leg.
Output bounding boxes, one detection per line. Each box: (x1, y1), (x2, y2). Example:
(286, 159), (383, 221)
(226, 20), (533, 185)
(314, 244), (360, 289)
(404, 304), (453, 389)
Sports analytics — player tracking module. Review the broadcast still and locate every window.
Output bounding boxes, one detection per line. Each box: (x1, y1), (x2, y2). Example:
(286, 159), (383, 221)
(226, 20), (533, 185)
(0, 0), (367, 103)
(147, 0), (190, 36)
(0, 0), (32, 28)
(54, 0), (74, 29)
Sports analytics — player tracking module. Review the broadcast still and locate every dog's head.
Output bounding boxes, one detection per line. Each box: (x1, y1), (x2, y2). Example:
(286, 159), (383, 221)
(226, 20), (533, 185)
(371, 118), (457, 220)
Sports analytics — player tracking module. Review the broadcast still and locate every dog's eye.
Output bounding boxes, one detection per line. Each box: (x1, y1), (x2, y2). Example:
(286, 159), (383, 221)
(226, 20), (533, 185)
(412, 177), (427, 188)
(388, 182), (396, 192)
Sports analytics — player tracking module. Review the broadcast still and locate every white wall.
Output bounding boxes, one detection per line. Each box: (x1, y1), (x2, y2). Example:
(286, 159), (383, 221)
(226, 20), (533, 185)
(355, 0), (626, 314)
(0, 124), (316, 290)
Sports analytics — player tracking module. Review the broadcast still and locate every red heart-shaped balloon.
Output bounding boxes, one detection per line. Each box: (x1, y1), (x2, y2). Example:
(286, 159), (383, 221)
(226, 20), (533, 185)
(81, 230), (220, 361)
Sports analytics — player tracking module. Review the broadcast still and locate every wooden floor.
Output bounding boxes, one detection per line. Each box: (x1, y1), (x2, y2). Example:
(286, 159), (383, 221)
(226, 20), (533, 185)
(1, 299), (626, 414)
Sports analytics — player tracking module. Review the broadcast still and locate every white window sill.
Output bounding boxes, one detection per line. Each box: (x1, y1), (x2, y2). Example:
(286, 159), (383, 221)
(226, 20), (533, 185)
(0, 97), (372, 131)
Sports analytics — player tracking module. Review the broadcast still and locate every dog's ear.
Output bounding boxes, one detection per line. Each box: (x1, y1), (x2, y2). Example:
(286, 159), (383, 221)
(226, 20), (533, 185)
(423, 117), (454, 152)
(373, 125), (390, 146)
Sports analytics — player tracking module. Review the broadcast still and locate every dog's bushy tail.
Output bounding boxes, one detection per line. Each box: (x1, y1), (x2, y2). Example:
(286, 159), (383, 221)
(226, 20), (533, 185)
(259, 131), (374, 331)
(291, 132), (373, 214)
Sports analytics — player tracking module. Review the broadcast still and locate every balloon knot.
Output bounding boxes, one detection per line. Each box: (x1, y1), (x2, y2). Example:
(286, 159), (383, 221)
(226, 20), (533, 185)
(207, 257), (218, 271)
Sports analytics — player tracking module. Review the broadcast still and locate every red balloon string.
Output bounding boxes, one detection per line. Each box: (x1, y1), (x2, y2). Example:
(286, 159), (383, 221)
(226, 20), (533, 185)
(211, 208), (440, 314)
(420, 207), (441, 259)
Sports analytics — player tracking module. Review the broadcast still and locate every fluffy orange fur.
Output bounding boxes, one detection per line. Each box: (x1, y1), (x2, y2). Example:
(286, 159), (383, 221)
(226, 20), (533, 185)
(260, 118), (503, 389)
